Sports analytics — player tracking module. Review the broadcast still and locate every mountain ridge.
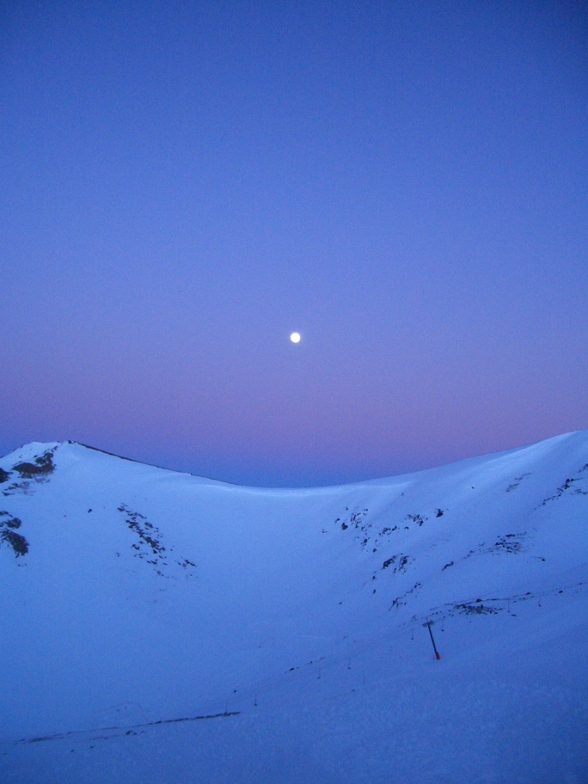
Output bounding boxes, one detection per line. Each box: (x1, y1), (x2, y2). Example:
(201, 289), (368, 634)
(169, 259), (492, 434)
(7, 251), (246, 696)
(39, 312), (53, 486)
(1, 430), (587, 782)
(2, 426), (586, 489)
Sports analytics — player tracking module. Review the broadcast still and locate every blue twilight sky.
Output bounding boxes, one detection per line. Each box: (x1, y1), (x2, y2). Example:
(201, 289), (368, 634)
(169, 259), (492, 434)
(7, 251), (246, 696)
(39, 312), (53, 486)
(1, 1), (587, 486)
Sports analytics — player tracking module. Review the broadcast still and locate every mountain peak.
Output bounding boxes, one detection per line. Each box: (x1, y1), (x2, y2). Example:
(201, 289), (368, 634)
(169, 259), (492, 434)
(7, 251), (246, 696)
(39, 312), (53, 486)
(1, 429), (587, 780)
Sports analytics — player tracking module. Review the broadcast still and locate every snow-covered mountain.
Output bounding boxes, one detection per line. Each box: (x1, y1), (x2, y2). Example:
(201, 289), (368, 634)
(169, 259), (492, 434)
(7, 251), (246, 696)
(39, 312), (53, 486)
(1, 432), (587, 783)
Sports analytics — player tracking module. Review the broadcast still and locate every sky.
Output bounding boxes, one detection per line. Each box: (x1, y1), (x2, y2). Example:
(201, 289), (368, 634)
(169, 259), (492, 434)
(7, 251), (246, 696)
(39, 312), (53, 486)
(1, 0), (587, 486)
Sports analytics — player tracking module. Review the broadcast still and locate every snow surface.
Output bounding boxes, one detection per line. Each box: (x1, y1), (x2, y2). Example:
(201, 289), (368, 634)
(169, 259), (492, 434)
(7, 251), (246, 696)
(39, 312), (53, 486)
(0, 432), (587, 783)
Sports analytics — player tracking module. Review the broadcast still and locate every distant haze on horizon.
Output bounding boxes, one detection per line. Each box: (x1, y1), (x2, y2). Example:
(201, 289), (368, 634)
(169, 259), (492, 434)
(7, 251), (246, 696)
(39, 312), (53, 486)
(1, 1), (587, 487)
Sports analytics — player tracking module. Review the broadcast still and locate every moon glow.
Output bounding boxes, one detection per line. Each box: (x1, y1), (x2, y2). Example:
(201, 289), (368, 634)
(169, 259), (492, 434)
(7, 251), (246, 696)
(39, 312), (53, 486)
(290, 332), (301, 343)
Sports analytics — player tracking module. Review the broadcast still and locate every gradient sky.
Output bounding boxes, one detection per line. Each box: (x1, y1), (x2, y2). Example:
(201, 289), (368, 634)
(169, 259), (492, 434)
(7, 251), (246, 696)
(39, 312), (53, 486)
(1, 1), (587, 486)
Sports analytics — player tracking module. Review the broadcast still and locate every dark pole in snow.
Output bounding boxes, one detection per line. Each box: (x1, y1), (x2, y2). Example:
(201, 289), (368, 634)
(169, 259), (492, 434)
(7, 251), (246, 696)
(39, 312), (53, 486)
(424, 621), (441, 660)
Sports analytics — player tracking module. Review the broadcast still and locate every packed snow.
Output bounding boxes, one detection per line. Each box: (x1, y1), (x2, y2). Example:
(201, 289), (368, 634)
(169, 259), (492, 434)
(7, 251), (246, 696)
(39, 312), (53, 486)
(0, 432), (587, 783)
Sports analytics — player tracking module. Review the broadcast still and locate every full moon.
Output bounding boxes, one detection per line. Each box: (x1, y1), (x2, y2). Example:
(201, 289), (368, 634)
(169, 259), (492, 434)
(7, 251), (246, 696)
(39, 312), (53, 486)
(290, 332), (301, 343)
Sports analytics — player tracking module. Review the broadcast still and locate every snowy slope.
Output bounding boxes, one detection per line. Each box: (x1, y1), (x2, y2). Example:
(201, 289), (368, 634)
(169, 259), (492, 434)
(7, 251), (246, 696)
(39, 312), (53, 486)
(0, 432), (587, 783)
